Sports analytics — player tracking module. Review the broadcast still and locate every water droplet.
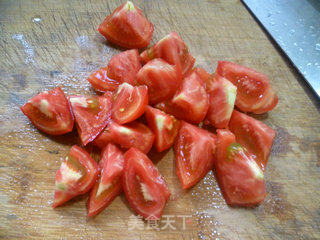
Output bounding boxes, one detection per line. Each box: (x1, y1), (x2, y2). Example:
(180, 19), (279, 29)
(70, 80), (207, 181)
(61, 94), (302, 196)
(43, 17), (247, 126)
(289, 29), (295, 34)
(307, 63), (312, 66)
(299, 48), (303, 52)
(270, 21), (275, 26)
(293, 42), (298, 46)
(316, 44), (320, 51)
(32, 17), (42, 23)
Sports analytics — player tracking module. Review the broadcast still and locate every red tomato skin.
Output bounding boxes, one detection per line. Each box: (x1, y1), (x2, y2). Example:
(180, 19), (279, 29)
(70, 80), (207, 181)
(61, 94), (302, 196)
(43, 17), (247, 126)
(156, 72), (208, 124)
(112, 83), (148, 124)
(174, 121), (216, 189)
(215, 130), (266, 206)
(87, 67), (120, 92)
(205, 74), (237, 129)
(20, 87), (74, 135)
(87, 144), (124, 217)
(69, 95), (112, 146)
(228, 110), (276, 171)
(93, 121), (155, 154)
(216, 61), (278, 114)
(136, 58), (182, 105)
(144, 106), (180, 152)
(122, 147), (170, 219)
(140, 32), (195, 77)
(98, 2), (154, 49)
(53, 145), (98, 208)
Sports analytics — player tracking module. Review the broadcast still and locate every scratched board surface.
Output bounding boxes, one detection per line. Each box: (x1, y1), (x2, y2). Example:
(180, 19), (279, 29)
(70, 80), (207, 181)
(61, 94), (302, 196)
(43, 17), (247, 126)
(0, 0), (320, 239)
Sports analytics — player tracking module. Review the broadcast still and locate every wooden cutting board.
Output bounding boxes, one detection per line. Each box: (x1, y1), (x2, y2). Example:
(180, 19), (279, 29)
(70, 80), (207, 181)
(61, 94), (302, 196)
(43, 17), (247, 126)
(0, 0), (319, 239)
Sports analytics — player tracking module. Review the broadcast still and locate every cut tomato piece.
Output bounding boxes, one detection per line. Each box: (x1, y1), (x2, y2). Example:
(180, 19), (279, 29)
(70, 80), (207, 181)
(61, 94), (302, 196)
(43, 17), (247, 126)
(87, 67), (119, 92)
(140, 32), (195, 76)
(156, 71), (208, 124)
(136, 58), (182, 105)
(228, 110), (276, 171)
(215, 129), (266, 206)
(93, 121), (154, 154)
(98, 1), (154, 49)
(194, 67), (215, 92)
(20, 87), (74, 135)
(53, 145), (98, 208)
(122, 147), (170, 219)
(87, 49), (141, 92)
(205, 74), (237, 128)
(174, 121), (216, 189)
(69, 95), (112, 145)
(144, 106), (180, 152)
(87, 144), (124, 217)
(216, 61), (278, 113)
(112, 83), (148, 124)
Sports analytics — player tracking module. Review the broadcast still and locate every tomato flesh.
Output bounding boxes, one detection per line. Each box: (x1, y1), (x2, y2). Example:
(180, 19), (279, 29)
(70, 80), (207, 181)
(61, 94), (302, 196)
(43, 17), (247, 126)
(53, 145), (98, 208)
(194, 67), (215, 92)
(216, 61), (277, 114)
(228, 110), (276, 171)
(145, 106), (180, 152)
(136, 58), (182, 105)
(156, 71), (208, 124)
(98, 1), (154, 49)
(93, 121), (154, 154)
(20, 87), (74, 135)
(174, 121), (216, 189)
(122, 147), (170, 219)
(205, 74), (237, 128)
(140, 32), (195, 76)
(69, 95), (112, 145)
(87, 144), (124, 217)
(215, 129), (266, 206)
(112, 83), (148, 124)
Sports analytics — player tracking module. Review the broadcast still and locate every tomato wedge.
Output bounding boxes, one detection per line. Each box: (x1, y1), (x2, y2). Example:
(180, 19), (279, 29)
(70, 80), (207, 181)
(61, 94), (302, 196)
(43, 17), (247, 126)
(87, 49), (141, 92)
(145, 106), (180, 152)
(136, 58), (182, 105)
(87, 144), (124, 217)
(228, 110), (276, 171)
(215, 129), (266, 206)
(156, 71), (208, 124)
(112, 83), (148, 124)
(93, 121), (155, 154)
(140, 32), (195, 76)
(20, 87), (74, 135)
(122, 147), (170, 219)
(98, 1), (154, 49)
(53, 145), (98, 208)
(194, 67), (215, 92)
(216, 61), (278, 114)
(69, 95), (112, 145)
(205, 74), (237, 129)
(174, 121), (216, 189)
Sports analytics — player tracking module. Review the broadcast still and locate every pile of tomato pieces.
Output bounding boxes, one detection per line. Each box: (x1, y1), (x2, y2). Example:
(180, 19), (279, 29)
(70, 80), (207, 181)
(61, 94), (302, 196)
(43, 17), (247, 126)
(20, 1), (278, 219)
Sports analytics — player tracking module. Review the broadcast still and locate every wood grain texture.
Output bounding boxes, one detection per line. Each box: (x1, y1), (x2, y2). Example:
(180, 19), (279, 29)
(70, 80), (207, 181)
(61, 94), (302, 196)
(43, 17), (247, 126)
(0, 0), (320, 239)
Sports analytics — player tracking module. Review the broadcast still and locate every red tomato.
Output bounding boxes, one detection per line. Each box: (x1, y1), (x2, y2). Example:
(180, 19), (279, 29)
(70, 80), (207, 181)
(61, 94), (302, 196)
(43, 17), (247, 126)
(144, 106), (180, 152)
(174, 121), (216, 189)
(194, 67), (215, 92)
(53, 145), (98, 208)
(87, 67), (119, 92)
(228, 110), (276, 171)
(69, 95), (112, 145)
(216, 61), (278, 114)
(122, 147), (170, 219)
(215, 129), (266, 206)
(140, 32), (195, 76)
(87, 144), (124, 217)
(20, 87), (74, 135)
(205, 74), (237, 128)
(112, 83), (148, 124)
(98, 1), (154, 49)
(136, 58), (182, 105)
(87, 49), (141, 92)
(93, 121), (155, 154)
(156, 71), (208, 124)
